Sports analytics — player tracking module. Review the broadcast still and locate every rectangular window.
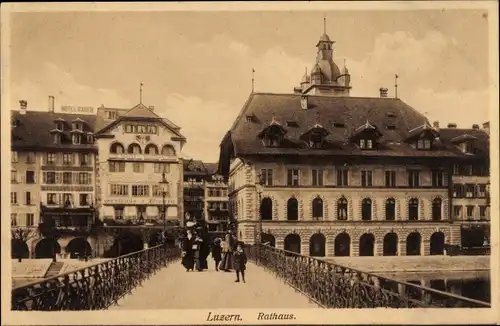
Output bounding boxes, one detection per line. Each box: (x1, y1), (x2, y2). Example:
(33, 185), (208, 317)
(385, 171), (396, 187)
(10, 192), (17, 205)
(25, 192), (31, 205)
(133, 163), (144, 173)
(11, 170), (17, 183)
(154, 163), (170, 173)
(337, 169), (348, 186)
(260, 169), (274, 186)
(78, 173), (90, 185)
(287, 169), (299, 186)
(46, 153), (56, 165)
(79, 153), (90, 166)
(109, 161), (125, 172)
(80, 194), (90, 206)
(153, 184), (169, 197)
(47, 193), (57, 205)
(62, 193), (74, 207)
(11, 213), (17, 226)
(26, 152), (36, 164)
(114, 207), (124, 219)
(26, 214), (34, 227)
(312, 169), (324, 186)
(466, 205), (474, 218)
(453, 164), (460, 175)
(26, 171), (35, 184)
(465, 184), (474, 198)
(110, 184), (129, 196)
(136, 206), (147, 219)
(11, 151), (18, 163)
(453, 206), (462, 219)
(132, 185), (149, 196)
(476, 184), (486, 197)
(479, 206), (488, 218)
(63, 172), (73, 184)
(361, 170), (373, 187)
(62, 153), (73, 165)
(453, 184), (464, 197)
(408, 170), (420, 188)
(431, 170), (444, 187)
(44, 172), (56, 184)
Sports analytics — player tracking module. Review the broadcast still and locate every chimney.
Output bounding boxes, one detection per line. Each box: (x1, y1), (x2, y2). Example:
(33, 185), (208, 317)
(472, 124), (479, 130)
(433, 121), (440, 130)
(148, 105), (154, 111)
(447, 123), (457, 128)
(48, 96), (55, 112)
(19, 100), (27, 115)
(379, 87), (388, 98)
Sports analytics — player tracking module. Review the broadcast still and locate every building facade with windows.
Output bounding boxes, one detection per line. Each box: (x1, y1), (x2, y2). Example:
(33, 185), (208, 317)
(218, 31), (489, 258)
(204, 163), (230, 232)
(94, 104), (186, 225)
(183, 159), (207, 223)
(438, 122), (490, 250)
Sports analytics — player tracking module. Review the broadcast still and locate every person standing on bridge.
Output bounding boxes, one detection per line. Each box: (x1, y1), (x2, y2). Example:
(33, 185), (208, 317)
(181, 227), (196, 272)
(211, 237), (222, 271)
(219, 231), (236, 272)
(233, 241), (247, 283)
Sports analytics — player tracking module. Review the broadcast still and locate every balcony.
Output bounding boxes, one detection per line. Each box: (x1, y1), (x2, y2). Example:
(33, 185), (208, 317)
(183, 181), (204, 188)
(108, 153), (177, 163)
(183, 195), (204, 202)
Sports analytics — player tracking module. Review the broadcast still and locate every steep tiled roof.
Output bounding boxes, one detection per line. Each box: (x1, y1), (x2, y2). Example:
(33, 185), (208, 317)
(11, 110), (97, 151)
(203, 162), (219, 175)
(183, 159), (207, 174)
(439, 128), (489, 158)
(222, 92), (465, 158)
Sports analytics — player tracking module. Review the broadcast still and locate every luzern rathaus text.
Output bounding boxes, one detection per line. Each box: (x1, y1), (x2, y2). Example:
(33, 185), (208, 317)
(218, 28), (490, 257)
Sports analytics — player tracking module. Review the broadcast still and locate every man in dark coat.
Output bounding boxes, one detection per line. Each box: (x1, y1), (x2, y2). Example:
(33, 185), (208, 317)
(181, 228), (196, 271)
(211, 238), (222, 271)
(196, 226), (210, 270)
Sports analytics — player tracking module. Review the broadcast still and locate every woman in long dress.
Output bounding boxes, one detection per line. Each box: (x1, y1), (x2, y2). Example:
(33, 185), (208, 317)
(219, 232), (236, 272)
(181, 228), (196, 271)
(193, 232), (204, 272)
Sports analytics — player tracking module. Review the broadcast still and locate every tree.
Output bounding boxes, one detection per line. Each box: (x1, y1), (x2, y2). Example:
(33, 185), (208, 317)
(11, 228), (37, 262)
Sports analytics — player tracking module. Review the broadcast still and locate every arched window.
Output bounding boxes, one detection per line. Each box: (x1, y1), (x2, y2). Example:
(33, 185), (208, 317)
(312, 197), (323, 220)
(385, 198), (396, 220)
(432, 198), (442, 220)
(408, 198), (419, 220)
(361, 198), (372, 221)
(161, 145), (176, 156)
(127, 143), (142, 154)
(110, 142), (125, 154)
(145, 144), (159, 155)
(287, 197), (298, 221)
(260, 197), (273, 220)
(337, 197), (348, 220)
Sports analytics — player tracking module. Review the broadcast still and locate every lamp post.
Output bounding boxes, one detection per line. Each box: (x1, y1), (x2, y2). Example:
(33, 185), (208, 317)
(159, 172), (170, 237)
(255, 173), (265, 245)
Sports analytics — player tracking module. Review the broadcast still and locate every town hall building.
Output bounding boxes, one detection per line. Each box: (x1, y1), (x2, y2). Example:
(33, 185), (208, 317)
(218, 29), (490, 258)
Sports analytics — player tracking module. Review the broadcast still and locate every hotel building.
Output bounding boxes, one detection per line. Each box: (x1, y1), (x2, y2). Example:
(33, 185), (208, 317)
(218, 30), (490, 257)
(94, 103), (186, 224)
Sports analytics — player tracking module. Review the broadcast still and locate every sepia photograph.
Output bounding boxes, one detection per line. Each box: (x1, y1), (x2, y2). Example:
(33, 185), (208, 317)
(1, 1), (498, 325)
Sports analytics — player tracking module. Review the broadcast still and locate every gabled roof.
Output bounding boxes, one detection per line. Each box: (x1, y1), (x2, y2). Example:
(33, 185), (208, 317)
(405, 122), (439, 142)
(122, 103), (161, 119)
(94, 103), (186, 141)
(439, 127), (489, 158)
(299, 123), (330, 141)
(11, 111), (97, 150)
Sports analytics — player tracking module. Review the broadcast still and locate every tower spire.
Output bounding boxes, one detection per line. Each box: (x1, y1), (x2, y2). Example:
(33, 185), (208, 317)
(394, 74), (399, 99)
(252, 68), (255, 93)
(140, 82), (144, 104)
(323, 14), (326, 34)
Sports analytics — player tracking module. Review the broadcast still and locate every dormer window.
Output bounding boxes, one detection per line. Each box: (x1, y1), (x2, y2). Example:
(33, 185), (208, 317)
(417, 139), (432, 149)
(450, 134), (478, 154)
(360, 139), (373, 149)
(86, 134), (93, 144)
(72, 134), (81, 145)
(56, 122), (64, 131)
(300, 123), (329, 149)
(257, 116), (287, 148)
(73, 123), (82, 131)
(351, 120), (382, 150)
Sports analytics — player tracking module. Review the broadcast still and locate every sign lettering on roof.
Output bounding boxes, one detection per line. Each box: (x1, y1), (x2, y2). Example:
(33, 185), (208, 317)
(124, 124), (158, 135)
(60, 105), (95, 114)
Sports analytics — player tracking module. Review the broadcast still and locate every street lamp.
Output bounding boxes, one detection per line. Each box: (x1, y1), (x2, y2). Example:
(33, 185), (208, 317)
(255, 173), (265, 245)
(159, 172), (170, 235)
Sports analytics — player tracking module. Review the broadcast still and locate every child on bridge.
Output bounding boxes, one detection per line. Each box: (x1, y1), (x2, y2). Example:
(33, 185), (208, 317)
(233, 242), (247, 283)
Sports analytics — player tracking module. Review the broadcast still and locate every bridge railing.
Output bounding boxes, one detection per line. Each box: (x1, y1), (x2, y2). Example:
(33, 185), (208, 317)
(11, 244), (181, 311)
(247, 244), (490, 309)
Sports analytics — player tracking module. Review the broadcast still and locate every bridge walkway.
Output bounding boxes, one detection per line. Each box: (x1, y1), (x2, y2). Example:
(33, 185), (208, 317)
(109, 257), (319, 309)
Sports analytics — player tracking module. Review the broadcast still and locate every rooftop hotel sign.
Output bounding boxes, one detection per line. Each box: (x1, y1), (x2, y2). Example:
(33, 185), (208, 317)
(103, 198), (176, 205)
(60, 105), (95, 114)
